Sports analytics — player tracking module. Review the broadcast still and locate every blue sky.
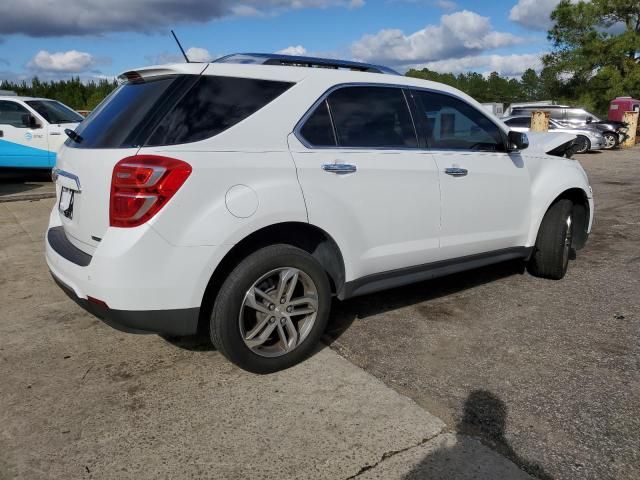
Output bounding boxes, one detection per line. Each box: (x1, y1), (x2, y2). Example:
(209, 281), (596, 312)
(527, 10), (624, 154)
(0, 0), (561, 82)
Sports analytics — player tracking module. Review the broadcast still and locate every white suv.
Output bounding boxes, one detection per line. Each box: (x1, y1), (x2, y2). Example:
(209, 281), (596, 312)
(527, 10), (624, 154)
(46, 54), (594, 373)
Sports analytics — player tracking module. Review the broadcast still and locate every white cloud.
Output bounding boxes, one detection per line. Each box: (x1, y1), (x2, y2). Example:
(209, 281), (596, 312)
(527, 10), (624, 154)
(185, 47), (214, 62)
(0, 1), (364, 37)
(27, 50), (97, 73)
(276, 45), (308, 56)
(351, 10), (524, 65)
(414, 52), (544, 76)
(509, 0), (561, 31)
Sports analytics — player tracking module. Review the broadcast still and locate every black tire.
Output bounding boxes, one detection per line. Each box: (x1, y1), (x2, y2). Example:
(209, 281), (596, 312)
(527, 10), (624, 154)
(527, 199), (574, 280)
(602, 132), (617, 149)
(210, 244), (331, 374)
(574, 135), (590, 154)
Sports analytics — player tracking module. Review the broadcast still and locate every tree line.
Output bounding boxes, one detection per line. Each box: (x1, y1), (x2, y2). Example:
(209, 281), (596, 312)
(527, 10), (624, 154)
(0, 77), (118, 111)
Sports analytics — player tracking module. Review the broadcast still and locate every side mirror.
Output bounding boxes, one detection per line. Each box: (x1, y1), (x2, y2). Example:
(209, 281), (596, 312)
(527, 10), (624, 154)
(21, 114), (40, 129)
(586, 117), (593, 124)
(508, 130), (529, 151)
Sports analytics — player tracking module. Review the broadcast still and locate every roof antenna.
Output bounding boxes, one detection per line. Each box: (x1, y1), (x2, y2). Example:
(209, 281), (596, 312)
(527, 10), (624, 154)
(171, 30), (190, 63)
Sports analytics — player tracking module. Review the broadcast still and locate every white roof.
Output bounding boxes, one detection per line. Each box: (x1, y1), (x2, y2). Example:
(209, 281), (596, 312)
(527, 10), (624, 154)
(123, 61), (484, 113)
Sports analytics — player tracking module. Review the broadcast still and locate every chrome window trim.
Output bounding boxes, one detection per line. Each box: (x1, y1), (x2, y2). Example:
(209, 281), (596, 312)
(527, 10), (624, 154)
(293, 82), (510, 153)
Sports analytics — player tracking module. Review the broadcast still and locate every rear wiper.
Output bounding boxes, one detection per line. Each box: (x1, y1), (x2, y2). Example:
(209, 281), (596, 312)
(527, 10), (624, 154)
(64, 128), (83, 144)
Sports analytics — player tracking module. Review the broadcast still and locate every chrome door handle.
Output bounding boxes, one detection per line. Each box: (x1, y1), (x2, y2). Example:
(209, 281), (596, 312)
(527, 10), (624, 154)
(445, 167), (468, 177)
(322, 163), (357, 174)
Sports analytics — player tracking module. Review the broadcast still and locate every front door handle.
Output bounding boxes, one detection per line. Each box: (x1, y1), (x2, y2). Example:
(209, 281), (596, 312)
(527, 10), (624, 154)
(445, 167), (468, 177)
(322, 163), (357, 174)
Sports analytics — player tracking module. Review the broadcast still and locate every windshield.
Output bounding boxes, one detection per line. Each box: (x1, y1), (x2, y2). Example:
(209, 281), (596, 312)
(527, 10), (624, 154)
(26, 100), (83, 124)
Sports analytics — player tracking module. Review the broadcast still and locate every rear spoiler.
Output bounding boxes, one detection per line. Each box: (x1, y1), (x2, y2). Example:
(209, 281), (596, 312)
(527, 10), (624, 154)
(117, 64), (209, 83)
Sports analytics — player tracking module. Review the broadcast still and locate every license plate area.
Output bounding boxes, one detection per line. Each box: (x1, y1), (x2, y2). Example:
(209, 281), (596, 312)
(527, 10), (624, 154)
(59, 187), (75, 219)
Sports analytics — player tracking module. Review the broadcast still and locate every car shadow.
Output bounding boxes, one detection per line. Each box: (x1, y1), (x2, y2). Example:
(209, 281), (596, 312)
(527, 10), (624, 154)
(164, 260), (527, 361)
(402, 390), (553, 480)
(325, 259), (526, 344)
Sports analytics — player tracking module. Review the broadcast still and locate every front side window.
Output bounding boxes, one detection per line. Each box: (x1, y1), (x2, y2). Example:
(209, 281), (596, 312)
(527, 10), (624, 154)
(413, 90), (504, 151)
(26, 100), (83, 124)
(299, 100), (336, 146)
(326, 86), (417, 148)
(0, 101), (31, 128)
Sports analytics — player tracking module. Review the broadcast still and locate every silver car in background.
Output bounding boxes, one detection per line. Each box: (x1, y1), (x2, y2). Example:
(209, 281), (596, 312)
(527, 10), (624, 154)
(503, 115), (605, 154)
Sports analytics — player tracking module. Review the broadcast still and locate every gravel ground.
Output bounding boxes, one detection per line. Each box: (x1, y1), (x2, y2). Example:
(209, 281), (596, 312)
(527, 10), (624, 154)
(326, 147), (640, 480)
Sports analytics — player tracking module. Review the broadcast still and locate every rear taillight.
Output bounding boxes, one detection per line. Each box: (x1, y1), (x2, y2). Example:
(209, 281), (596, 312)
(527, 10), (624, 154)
(110, 155), (191, 228)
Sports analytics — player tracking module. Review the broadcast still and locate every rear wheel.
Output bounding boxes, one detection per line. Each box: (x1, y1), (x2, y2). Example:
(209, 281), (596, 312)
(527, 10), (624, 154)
(602, 132), (617, 149)
(574, 135), (590, 154)
(210, 244), (331, 373)
(527, 199), (574, 280)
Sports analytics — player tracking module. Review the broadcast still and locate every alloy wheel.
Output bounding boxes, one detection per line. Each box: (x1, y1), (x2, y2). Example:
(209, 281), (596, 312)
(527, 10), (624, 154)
(239, 267), (318, 357)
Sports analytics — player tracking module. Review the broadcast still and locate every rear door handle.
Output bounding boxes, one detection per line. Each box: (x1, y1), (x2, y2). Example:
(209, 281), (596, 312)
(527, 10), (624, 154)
(445, 167), (468, 177)
(322, 163), (357, 174)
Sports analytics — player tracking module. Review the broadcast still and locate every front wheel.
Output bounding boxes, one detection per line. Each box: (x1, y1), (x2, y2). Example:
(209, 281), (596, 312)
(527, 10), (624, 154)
(527, 199), (574, 280)
(574, 135), (591, 154)
(602, 132), (617, 149)
(210, 244), (331, 373)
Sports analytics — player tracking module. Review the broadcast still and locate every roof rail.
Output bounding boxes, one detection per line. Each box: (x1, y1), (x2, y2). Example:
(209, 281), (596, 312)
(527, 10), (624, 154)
(212, 53), (400, 75)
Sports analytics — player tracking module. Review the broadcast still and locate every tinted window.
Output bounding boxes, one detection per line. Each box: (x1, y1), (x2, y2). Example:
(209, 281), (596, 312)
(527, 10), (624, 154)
(327, 87), (417, 148)
(147, 76), (293, 146)
(26, 100), (83, 124)
(300, 100), (336, 146)
(0, 101), (30, 127)
(505, 117), (530, 127)
(413, 91), (504, 151)
(68, 76), (188, 149)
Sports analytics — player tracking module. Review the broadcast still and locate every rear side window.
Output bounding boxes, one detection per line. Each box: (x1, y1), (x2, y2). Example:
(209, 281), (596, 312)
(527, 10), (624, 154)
(413, 90), (504, 152)
(147, 76), (293, 146)
(327, 86), (417, 148)
(67, 75), (292, 149)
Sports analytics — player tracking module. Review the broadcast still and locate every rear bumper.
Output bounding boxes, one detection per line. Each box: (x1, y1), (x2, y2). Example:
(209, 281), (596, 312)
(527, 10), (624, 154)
(51, 272), (200, 335)
(45, 210), (230, 336)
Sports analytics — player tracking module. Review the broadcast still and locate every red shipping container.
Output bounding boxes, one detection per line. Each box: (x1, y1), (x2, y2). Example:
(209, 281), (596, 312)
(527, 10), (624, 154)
(608, 96), (640, 122)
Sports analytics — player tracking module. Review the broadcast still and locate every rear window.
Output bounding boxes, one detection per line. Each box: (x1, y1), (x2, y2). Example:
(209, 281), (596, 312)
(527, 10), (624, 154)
(67, 75), (293, 149)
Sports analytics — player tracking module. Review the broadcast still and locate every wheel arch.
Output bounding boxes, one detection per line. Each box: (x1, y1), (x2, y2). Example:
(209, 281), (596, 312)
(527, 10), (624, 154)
(532, 187), (591, 251)
(197, 222), (345, 333)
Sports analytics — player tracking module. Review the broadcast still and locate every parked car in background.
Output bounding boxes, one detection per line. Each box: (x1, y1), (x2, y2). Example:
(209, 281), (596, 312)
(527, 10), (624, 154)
(46, 53), (593, 373)
(0, 95), (83, 169)
(509, 105), (627, 149)
(481, 102), (504, 117)
(503, 115), (604, 154)
(608, 96), (640, 122)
